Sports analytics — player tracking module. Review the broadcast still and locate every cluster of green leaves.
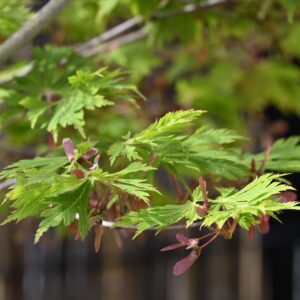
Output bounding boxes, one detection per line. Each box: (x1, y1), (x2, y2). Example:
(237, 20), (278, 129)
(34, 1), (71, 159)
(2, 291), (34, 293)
(117, 186), (201, 237)
(0, 0), (32, 38)
(83, 0), (300, 132)
(0, 46), (141, 142)
(250, 137), (300, 173)
(1, 109), (300, 242)
(0, 140), (158, 242)
(108, 109), (250, 180)
(202, 174), (299, 229)
(117, 173), (300, 235)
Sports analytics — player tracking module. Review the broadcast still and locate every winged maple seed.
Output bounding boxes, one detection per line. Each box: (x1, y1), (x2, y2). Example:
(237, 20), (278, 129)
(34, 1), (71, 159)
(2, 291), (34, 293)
(161, 232), (218, 276)
(173, 249), (201, 276)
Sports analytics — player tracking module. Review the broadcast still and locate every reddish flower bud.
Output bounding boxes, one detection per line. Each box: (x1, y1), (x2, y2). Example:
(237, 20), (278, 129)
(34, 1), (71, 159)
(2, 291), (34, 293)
(258, 214), (270, 234)
(280, 191), (297, 203)
(248, 226), (255, 240)
(71, 169), (85, 179)
(62, 138), (75, 161)
(196, 206), (206, 217)
(68, 221), (80, 240)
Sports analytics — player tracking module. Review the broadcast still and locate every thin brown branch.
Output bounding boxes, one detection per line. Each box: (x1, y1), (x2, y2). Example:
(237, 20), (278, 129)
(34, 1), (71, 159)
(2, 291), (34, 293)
(0, 179), (16, 190)
(79, 28), (147, 57)
(199, 232), (220, 249)
(77, 0), (230, 57)
(0, 0), (231, 74)
(152, 0), (229, 19)
(259, 145), (272, 174)
(76, 16), (144, 54)
(198, 177), (210, 212)
(103, 219), (202, 230)
(171, 174), (184, 198)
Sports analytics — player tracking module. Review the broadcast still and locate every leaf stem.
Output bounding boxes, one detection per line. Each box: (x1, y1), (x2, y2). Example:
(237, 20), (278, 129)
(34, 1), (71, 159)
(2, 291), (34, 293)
(199, 232), (220, 249)
(199, 177), (210, 212)
(196, 231), (216, 241)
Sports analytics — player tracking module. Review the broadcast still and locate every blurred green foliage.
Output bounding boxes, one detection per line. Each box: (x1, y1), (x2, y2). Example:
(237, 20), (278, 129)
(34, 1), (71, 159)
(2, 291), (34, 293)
(0, 0), (32, 37)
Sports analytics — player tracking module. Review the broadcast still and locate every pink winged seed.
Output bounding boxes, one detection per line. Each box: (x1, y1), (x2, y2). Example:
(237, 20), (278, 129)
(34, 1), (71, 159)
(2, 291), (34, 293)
(175, 233), (189, 245)
(160, 243), (183, 252)
(173, 249), (201, 276)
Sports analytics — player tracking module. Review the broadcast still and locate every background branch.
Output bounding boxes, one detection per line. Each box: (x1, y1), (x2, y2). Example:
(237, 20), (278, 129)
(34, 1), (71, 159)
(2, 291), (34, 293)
(78, 28), (147, 57)
(102, 220), (203, 230)
(77, 0), (230, 56)
(76, 16), (144, 54)
(0, 0), (70, 66)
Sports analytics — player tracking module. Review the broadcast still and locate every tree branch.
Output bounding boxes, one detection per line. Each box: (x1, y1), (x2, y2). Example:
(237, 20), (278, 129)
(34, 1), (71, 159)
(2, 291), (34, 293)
(76, 16), (144, 55)
(0, 0), (70, 66)
(0, 179), (16, 190)
(102, 219), (202, 230)
(152, 0), (229, 19)
(0, 0), (230, 74)
(78, 28), (147, 57)
(77, 0), (230, 57)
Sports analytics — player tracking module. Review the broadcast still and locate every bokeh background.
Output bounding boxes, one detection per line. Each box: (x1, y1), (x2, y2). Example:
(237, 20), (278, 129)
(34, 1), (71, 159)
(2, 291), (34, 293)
(1, 0), (300, 299)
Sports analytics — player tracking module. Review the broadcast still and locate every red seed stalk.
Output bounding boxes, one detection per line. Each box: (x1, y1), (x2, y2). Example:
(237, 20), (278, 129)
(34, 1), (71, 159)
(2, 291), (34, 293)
(198, 177), (210, 213)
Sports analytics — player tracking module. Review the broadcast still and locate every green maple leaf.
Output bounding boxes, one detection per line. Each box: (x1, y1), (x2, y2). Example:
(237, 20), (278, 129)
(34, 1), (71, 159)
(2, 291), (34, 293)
(35, 180), (92, 243)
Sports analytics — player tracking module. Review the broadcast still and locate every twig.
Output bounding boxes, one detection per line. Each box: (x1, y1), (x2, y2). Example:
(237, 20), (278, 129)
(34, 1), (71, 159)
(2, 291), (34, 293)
(198, 177), (210, 212)
(199, 232), (220, 249)
(102, 219), (202, 230)
(0, 62), (34, 84)
(0, 0), (230, 74)
(76, 16), (144, 54)
(79, 28), (147, 57)
(0, 179), (210, 232)
(0, 0), (70, 66)
(259, 145), (272, 174)
(171, 174), (184, 198)
(77, 0), (230, 57)
(152, 0), (229, 19)
(0, 179), (16, 190)
(141, 153), (157, 179)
